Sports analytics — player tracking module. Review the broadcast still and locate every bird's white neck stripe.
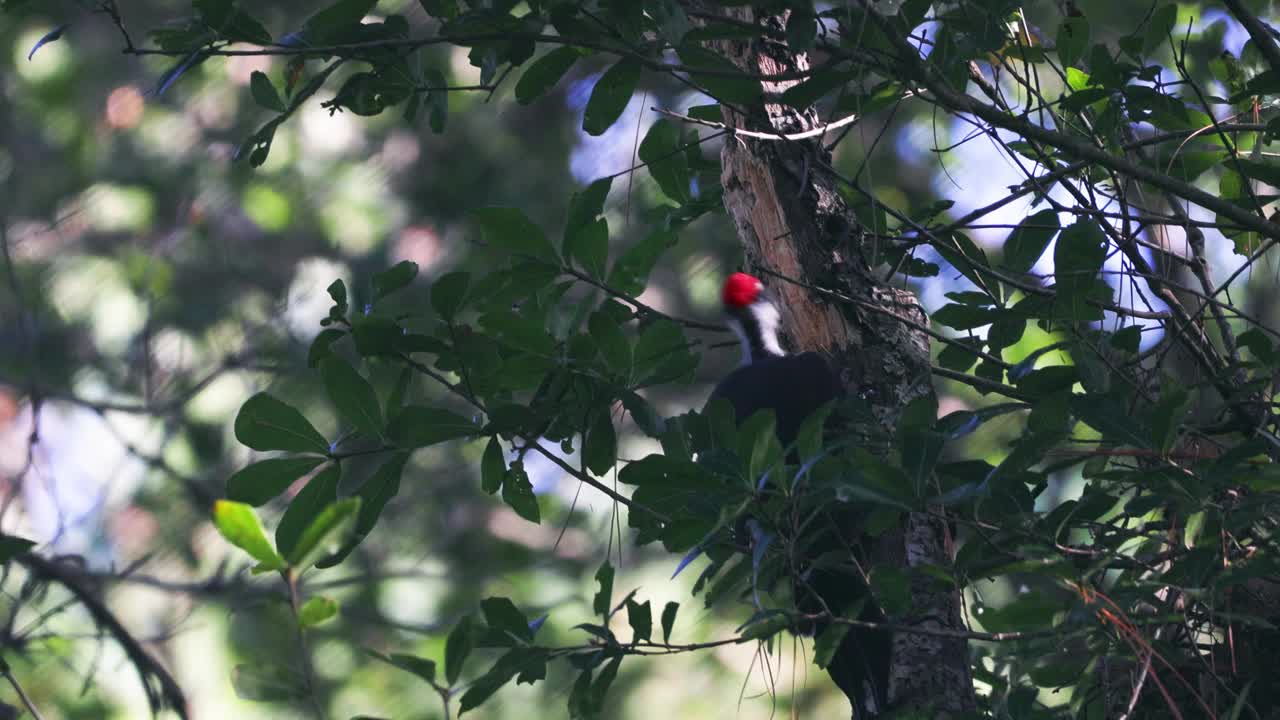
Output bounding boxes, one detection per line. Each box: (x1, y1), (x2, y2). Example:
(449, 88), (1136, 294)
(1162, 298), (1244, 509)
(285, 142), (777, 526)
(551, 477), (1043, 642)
(730, 302), (785, 366)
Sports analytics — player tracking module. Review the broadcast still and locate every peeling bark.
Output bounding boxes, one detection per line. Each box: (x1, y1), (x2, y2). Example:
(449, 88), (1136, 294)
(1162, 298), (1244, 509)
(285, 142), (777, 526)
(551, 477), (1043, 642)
(689, 4), (975, 716)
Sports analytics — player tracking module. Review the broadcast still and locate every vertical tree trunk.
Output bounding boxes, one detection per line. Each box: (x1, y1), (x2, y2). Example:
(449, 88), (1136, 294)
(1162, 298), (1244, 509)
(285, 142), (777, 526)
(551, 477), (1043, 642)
(690, 5), (976, 716)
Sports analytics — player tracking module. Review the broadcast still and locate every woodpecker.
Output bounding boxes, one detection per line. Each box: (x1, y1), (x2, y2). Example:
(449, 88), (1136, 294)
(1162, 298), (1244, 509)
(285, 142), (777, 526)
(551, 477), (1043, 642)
(709, 272), (843, 448)
(707, 272), (890, 717)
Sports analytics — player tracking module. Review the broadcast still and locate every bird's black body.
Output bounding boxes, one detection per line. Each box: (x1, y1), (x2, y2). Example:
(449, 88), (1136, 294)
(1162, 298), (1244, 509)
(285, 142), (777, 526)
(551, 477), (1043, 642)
(708, 273), (890, 717)
(709, 351), (842, 449)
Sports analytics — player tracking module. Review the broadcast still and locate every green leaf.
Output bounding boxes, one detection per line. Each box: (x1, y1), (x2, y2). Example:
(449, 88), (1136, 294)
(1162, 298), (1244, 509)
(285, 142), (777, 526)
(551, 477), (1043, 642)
(480, 309), (557, 356)
(298, 596), (339, 626)
(785, 10), (816, 50)
(1184, 510), (1206, 549)
(214, 500), (284, 570)
(366, 649), (437, 684)
(515, 46), (583, 104)
(459, 649), (525, 714)
(1053, 220), (1108, 320)
(566, 218), (609, 280)
(431, 271), (470, 320)
(660, 601), (678, 643)
(197, 1), (273, 44)
(738, 410), (781, 487)
(675, 45), (761, 105)
(0, 534), (35, 564)
(302, 0), (378, 43)
(308, 328), (346, 368)
(327, 278), (348, 308)
(588, 309), (632, 376)
(1057, 16), (1089, 67)
(331, 71), (402, 116)
(276, 464), (340, 561)
(372, 260), (418, 300)
(638, 119), (690, 203)
(387, 406), (479, 448)
(593, 561), (614, 617)
(1015, 366), (1078, 396)
(565, 177), (613, 234)
(1001, 209), (1061, 273)
(932, 304), (998, 331)
(320, 355), (383, 440)
(250, 70), (286, 111)
(584, 408), (618, 475)
(621, 391), (665, 437)
(351, 315), (402, 357)
(231, 663), (303, 701)
(582, 58), (641, 135)
(445, 614), (474, 685)
(626, 599), (652, 642)
(481, 436), (506, 494)
(1071, 396), (1150, 448)
(385, 366), (412, 416)
(780, 70), (854, 109)
(482, 596), (534, 643)
(1149, 384), (1188, 453)
(588, 655), (622, 712)
(834, 80), (904, 116)
(606, 230), (676, 296)
(1142, 3), (1177, 54)
(227, 456), (326, 507)
(471, 207), (560, 265)
(934, 231), (999, 303)
(1233, 158), (1280, 188)
(317, 452), (408, 568)
(417, 0), (459, 20)
(425, 68), (449, 133)
(501, 462), (540, 523)
(287, 497), (360, 569)
(234, 393), (329, 454)
(1111, 325), (1143, 354)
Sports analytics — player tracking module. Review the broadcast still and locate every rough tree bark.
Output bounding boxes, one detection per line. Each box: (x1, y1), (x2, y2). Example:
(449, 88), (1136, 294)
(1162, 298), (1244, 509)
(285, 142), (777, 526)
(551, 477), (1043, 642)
(689, 4), (976, 717)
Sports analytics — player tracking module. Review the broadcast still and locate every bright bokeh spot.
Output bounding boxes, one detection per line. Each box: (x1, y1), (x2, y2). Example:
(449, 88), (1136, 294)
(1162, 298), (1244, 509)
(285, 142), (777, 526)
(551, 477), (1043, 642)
(242, 183), (292, 232)
(14, 26), (71, 81)
(285, 256), (351, 338)
(187, 372), (254, 425)
(300, 99), (363, 156)
(83, 183), (155, 233)
(105, 85), (145, 129)
(138, 108), (201, 161)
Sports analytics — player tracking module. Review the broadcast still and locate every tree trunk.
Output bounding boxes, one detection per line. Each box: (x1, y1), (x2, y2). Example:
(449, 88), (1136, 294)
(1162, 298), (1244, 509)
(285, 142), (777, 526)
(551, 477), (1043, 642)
(690, 5), (976, 716)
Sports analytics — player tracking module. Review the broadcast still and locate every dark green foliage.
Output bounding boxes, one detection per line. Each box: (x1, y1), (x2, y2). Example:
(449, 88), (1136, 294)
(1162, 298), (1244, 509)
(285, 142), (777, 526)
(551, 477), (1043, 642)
(9, 1), (1280, 718)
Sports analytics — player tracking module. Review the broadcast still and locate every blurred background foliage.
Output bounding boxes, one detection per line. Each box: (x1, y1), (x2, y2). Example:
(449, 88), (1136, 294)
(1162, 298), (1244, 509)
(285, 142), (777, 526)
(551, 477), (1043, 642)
(1, 0), (1280, 718)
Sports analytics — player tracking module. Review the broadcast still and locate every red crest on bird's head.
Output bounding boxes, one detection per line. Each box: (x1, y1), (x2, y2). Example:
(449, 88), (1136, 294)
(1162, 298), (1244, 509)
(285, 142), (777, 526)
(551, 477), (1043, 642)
(722, 272), (763, 308)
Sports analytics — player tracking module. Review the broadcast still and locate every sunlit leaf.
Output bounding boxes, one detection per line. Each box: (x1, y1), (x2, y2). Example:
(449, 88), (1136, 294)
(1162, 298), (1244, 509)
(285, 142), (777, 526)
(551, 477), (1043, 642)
(276, 464), (340, 561)
(286, 497), (361, 569)
(298, 596), (339, 626)
(213, 500), (284, 570)
(231, 663), (303, 701)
